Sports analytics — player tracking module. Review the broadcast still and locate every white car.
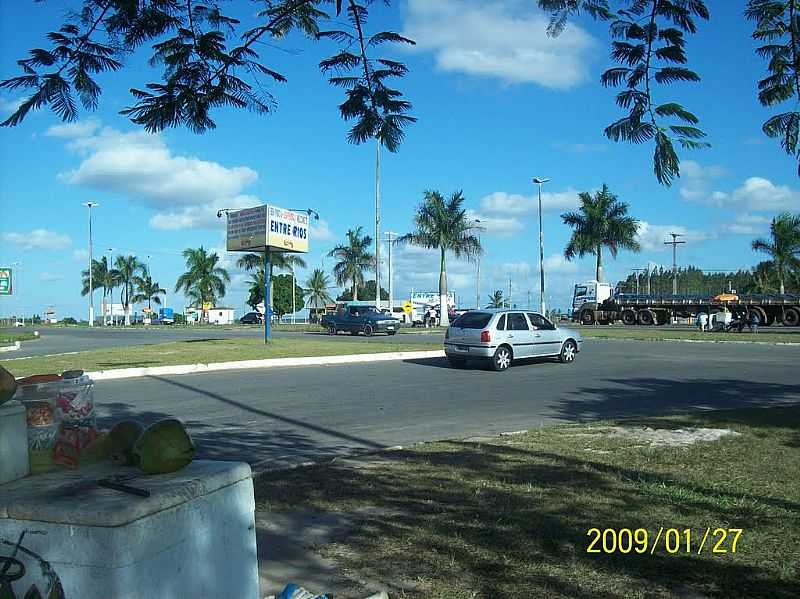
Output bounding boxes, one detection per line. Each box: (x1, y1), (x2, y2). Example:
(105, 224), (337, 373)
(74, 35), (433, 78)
(444, 309), (583, 371)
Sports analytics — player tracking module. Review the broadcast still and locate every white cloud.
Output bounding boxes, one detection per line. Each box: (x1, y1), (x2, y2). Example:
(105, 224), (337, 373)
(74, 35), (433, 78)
(45, 119), (101, 138)
(635, 221), (709, 252)
(310, 218), (336, 242)
(543, 254), (579, 274)
(466, 209), (524, 238)
(402, 0), (597, 89)
(54, 123), (260, 230)
(2, 229), (72, 251)
(480, 190), (579, 215)
(72, 248), (90, 262)
(678, 160), (727, 202)
(40, 272), (64, 282)
(716, 213), (771, 236)
(391, 243), (476, 296)
(0, 96), (24, 115)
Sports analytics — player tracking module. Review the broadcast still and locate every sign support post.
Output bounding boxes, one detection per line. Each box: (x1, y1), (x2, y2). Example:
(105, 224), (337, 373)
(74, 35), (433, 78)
(264, 249), (271, 344)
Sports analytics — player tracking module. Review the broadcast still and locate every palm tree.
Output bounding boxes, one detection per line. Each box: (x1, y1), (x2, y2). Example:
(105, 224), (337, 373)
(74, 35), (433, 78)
(398, 190), (482, 327)
(236, 252), (307, 313)
(751, 212), (800, 294)
(487, 290), (507, 309)
(81, 256), (117, 324)
(113, 255), (146, 326)
(246, 268), (266, 311)
(318, 3), (416, 309)
(561, 184), (641, 283)
(132, 271), (166, 311)
(328, 227), (374, 301)
(745, 261), (779, 294)
(175, 247), (230, 322)
(305, 269), (334, 322)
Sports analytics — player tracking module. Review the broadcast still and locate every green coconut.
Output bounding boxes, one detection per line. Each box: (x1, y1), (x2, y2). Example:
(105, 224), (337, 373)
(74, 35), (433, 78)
(0, 365), (17, 406)
(108, 420), (145, 466)
(132, 418), (196, 475)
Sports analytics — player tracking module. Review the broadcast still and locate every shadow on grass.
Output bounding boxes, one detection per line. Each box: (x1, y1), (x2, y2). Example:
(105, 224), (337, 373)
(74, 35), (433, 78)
(256, 430), (800, 599)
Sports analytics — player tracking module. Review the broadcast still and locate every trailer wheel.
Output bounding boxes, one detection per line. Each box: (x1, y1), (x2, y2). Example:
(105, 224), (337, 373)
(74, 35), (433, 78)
(782, 307), (800, 327)
(637, 310), (655, 326)
(750, 306), (767, 325)
(764, 313), (776, 326)
(621, 309), (637, 326)
(580, 309), (595, 325)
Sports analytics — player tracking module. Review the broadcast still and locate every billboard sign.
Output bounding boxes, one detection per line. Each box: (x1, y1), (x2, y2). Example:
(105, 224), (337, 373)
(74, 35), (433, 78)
(0, 268), (11, 295)
(226, 204), (309, 253)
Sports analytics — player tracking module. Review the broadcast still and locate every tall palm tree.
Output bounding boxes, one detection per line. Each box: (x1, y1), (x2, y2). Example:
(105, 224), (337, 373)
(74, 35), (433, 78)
(246, 268), (266, 311)
(132, 271), (166, 311)
(561, 184), (641, 282)
(752, 212), (800, 294)
(328, 227), (374, 301)
(398, 190), (482, 327)
(81, 256), (118, 324)
(113, 255), (146, 326)
(236, 251), (307, 313)
(305, 269), (334, 322)
(487, 290), (507, 309)
(175, 247), (230, 322)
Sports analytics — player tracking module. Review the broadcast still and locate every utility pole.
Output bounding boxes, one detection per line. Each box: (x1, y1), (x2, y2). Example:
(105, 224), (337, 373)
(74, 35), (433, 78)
(664, 233), (686, 295)
(384, 231), (397, 314)
(83, 202), (98, 326)
(533, 177), (550, 314)
(527, 289), (531, 310)
(632, 268), (647, 295)
(11, 262), (22, 326)
(107, 248), (114, 325)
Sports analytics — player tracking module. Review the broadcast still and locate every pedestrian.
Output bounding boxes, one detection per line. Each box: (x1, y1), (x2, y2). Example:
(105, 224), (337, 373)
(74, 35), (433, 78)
(697, 312), (708, 333)
(748, 311), (759, 334)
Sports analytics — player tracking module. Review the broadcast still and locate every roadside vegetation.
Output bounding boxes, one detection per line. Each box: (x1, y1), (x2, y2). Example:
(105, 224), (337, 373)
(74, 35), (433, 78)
(577, 326), (800, 344)
(0, 331), (37, 344)
(255, 405), (800, 599)
(0, 337), (440, 378)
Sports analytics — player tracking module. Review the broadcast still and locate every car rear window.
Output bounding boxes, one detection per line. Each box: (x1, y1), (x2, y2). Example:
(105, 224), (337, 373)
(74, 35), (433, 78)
(454, 312), (492, 329)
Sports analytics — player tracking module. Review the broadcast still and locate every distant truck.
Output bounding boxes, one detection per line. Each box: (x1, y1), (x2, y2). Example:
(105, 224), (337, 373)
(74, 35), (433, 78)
(321, 304), (400, 336)
(571, 280), (800, 327)
(157, 307), (175, 325)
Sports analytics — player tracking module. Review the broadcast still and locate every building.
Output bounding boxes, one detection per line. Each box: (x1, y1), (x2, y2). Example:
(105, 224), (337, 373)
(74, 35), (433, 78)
(207, 307), (236, 325)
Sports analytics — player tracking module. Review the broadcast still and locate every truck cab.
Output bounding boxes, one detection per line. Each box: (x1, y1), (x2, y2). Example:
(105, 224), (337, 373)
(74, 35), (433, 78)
(572, 281), (613, 317)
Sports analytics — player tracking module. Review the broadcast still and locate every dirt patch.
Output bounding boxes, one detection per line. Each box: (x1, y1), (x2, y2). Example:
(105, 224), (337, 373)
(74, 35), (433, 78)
(602, 426), (740, 447)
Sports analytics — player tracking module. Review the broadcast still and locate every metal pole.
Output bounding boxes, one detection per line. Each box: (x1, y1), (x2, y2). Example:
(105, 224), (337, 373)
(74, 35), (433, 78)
(533, 178), (549, 314)
(108, 248), (114, 325)
(264, 249), (271, 343)
(375, 140), (381, 310)
(85, 203), (96, 326)
(291, 268), (295, 325)
(508, 276), (512, 308)
(385, 232), (396, 314)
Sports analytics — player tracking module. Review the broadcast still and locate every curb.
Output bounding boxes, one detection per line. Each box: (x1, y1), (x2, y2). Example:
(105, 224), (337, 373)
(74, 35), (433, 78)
(0, 342), (21, 353)
(583, 336), (800, 347)
(86, 349), (446, 381)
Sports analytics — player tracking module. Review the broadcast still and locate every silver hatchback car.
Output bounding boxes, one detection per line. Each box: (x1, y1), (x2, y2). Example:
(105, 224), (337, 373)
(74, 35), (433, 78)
(443, 309), (583, 371)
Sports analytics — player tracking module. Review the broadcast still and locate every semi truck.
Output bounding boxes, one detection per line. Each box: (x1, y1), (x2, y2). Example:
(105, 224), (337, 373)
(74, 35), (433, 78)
(571, 280), (800, 327)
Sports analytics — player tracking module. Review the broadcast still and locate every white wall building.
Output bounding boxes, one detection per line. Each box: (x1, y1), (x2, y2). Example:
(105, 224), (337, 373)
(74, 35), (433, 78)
(207, 307), (236, 325)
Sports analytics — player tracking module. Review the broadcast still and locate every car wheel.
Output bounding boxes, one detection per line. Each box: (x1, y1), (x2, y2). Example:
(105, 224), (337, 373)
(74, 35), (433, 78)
(387, 330), (397, 336)
(327, 325), (336, 336)
(559, 339), (577, 364)
(363, 324), (374, 337)
(447, 356), (467, 368)
(580, 310), (595, 325)
(491, 345), (512, 371)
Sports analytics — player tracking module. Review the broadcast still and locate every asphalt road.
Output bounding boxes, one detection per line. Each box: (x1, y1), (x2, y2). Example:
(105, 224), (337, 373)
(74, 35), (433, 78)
(93, 340), (800, 468)
(1, 326), (444, 358)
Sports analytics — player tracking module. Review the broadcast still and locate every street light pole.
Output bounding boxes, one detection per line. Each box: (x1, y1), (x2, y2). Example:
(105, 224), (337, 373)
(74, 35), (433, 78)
(533, 177), (550, 314)
(83, 202), (98, 326)
(11, 262), (22, 326)
(107, 248), (114, 325)
(384, 232), (397, 314)
(664, 233), (686, 295)
(475, 220), (482, 309)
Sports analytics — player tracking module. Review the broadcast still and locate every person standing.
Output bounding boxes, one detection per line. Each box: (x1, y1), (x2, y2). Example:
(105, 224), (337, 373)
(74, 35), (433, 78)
(697, 312), (708, 332)
(748, 311), (759, 334)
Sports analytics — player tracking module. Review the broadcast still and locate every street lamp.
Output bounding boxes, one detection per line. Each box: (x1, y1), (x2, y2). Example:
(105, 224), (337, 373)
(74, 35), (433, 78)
(83, 202), (98, 326)
(384, 232), (398, 314)
(475, 219), (482, 309)
(532, 177), (550, 314)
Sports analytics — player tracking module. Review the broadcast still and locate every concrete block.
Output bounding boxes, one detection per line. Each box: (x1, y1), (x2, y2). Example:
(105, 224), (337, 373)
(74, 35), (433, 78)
(0, 460), (259, 599)
(0, 399), (29, 484)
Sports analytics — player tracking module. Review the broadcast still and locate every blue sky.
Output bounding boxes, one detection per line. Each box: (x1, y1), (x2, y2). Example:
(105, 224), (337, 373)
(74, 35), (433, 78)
(2, 0), (799, 320)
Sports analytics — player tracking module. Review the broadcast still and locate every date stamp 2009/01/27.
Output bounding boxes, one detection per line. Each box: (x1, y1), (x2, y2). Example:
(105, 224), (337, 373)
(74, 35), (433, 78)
(586, 528), (743, 555)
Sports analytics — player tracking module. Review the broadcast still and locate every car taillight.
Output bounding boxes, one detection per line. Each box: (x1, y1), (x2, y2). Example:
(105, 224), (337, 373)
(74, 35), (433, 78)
(480, 330), (491, 343)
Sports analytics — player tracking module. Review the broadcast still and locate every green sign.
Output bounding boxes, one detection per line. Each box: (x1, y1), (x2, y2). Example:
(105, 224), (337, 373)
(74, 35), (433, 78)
(0, 268), (11, 295)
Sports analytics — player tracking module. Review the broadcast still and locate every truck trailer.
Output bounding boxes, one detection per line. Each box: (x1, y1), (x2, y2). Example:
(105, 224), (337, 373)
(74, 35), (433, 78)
(571, 281), (800, 327)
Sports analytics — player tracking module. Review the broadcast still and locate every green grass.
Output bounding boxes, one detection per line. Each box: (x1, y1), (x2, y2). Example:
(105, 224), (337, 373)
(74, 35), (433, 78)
(254, 406), (800, 599)
(577, 326), (800, 344)
(0, 331), (37, 344)
(0, 337), (440, 377)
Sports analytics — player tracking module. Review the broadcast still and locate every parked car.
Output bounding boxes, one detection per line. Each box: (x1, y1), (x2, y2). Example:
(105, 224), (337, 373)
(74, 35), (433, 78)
(321, 305), (400, 336)
(240, 311), (263, 325)
(443, 309), (582, 371)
